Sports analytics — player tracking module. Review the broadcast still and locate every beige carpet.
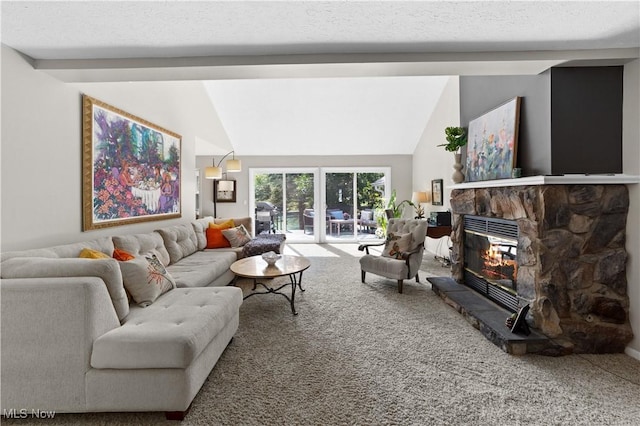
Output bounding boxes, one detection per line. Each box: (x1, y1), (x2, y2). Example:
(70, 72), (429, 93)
(6, 244), (640, 425)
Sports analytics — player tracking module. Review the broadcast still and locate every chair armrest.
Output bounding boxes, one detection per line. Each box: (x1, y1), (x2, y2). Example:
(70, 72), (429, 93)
(357, 241), (385, 254)
(403, 243), (425, 276)
(402, 244), (424, 259)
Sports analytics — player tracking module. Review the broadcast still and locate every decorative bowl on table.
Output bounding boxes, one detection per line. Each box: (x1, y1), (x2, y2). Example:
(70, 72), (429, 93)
(261, 251), (281, 266)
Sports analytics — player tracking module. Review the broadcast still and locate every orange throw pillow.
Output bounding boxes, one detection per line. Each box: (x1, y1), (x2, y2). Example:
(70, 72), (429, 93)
(206, 228), (231, 249)
(113, 248), (135, 261)
(209, 219), (235, 229)
(206, 219), (235, 249)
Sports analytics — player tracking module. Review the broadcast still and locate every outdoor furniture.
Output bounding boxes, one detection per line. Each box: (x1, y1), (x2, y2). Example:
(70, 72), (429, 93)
(303, 209), (315, 234)
(358, 218), (428, 293)
(329, 218), (355, 236)
(327, 209), (355, 237)
(357, 209), (377, 233)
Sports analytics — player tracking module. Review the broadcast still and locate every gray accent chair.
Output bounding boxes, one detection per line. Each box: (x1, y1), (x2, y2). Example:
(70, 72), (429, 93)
(358, 218), (428, 293)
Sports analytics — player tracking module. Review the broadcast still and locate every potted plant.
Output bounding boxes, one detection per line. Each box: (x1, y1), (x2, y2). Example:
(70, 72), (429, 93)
(439, 126), (468, 183)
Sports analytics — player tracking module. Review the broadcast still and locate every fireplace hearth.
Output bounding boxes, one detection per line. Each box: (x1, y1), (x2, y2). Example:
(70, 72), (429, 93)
(448, 181), (634, 354)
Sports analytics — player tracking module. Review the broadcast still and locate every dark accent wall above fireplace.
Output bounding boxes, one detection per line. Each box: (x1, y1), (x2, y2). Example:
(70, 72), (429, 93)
(460, 66), (623, 177)
(551, 67), (623, 174)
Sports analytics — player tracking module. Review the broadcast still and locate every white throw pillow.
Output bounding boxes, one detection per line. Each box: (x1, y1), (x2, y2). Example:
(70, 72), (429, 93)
(381, 232), (413, 259)
(118, 254), (176, 307)
(222, 224), (252, 248)
(360, 210), (373, 221)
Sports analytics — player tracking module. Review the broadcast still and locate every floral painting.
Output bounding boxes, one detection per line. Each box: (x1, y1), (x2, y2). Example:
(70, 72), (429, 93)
(83, 95), (181, 230)
(465, 97), (521, 182)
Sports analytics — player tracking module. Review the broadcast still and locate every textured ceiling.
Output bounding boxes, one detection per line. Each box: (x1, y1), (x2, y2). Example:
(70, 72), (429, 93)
(2, 1), (638, 157)
(2, 1), (639, 59)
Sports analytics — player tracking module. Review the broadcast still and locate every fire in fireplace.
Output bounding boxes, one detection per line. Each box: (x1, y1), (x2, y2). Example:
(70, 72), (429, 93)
(463, 215), (520, 312)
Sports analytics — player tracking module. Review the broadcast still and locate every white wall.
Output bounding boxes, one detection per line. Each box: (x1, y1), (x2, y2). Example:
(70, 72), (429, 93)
(412, 76), (460, 258)
(623, 59), (640, 359)
(196, 154), (413, 219)
(0, 46), (199, 251)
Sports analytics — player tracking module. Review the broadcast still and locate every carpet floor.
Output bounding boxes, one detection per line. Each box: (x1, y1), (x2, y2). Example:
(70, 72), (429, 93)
(7, 244), (640, 425)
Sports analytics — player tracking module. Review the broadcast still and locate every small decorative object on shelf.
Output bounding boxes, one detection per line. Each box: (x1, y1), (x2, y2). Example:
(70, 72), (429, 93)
(439, 126), (468, 183)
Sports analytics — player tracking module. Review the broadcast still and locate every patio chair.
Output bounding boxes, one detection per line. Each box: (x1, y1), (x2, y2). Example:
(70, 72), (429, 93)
(357, 209), (377, 233)
(358, 218), (428, 293)
(303, 209), (315, 234)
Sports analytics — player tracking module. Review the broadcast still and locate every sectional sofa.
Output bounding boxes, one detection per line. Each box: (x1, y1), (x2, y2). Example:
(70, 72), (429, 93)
(0, 216), (269, 419)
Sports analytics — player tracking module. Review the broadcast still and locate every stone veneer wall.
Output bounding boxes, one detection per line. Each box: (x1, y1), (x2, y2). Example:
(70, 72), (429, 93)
(450, 185), (633, 354)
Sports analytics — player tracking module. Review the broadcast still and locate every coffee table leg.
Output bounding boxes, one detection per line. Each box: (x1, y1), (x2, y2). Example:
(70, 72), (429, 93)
(292, 271), (305, 292)
(289, 274), (298, 315)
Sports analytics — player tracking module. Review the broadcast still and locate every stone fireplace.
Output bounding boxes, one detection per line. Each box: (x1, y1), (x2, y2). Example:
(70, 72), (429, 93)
(449, 179), (634, 354)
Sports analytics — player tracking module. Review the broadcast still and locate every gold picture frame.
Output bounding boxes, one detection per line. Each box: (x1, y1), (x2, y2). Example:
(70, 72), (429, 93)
(82, 95), (182, 230)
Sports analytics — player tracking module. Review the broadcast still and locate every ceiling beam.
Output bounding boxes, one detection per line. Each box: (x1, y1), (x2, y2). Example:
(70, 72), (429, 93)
(33, 48), (639, 83)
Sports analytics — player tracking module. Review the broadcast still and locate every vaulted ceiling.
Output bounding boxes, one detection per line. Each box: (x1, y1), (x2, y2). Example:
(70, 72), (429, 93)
(2, 1), (639, 156)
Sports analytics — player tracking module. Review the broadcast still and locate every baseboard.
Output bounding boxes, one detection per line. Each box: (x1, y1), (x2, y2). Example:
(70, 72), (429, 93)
(625, 345), (640, 361)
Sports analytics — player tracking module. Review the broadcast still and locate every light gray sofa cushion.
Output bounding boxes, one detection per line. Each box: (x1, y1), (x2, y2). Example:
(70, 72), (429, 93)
(112, 231), (171, 267)
(157, 224), (198, 265)
(166, 251), (237, 288)
(0, 257), (129, 320)
(91, 286), (243, 369)
(1, 237), (115, 262)
(192, 216), (214, 250)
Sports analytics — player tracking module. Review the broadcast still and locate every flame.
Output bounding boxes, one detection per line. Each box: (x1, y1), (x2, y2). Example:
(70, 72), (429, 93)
(481, 243), (517, 280)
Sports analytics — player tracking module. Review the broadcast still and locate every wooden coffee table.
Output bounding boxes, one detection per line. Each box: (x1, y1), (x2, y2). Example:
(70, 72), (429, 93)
(230, 255), (311, 315)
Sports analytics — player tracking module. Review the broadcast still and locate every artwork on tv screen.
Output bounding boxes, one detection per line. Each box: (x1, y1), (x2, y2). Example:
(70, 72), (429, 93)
(465, 97), (521, 182)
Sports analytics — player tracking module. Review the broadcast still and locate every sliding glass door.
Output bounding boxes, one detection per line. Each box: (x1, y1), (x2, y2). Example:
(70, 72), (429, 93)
(251, 169), (318, 242)
(251, 167), (389, 243)
(322, 168), (387, 242)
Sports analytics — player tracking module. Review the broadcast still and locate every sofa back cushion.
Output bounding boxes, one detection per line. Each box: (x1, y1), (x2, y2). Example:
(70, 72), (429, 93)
(192, 216), (214, 250)
(0, 257), (129, 321)
(157, 224), (198, 265)
(112, 232), (171, 267)
(1, 237), (115, 262)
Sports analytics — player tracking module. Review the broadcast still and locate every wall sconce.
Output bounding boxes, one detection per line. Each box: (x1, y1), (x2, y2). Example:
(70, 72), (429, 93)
(205, 151), (241, 180)
(412, 191), (431, 219)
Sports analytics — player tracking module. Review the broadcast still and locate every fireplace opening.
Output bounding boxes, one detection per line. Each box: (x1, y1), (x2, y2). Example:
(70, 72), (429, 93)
(463, 215), (520, 312)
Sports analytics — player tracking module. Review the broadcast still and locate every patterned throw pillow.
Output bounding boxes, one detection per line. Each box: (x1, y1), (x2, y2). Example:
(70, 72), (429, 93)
(79, 248), (110, 259)
(118, 254), (176, 307)
(381, 232), (413, 259)
(222, 224), (252, 248)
